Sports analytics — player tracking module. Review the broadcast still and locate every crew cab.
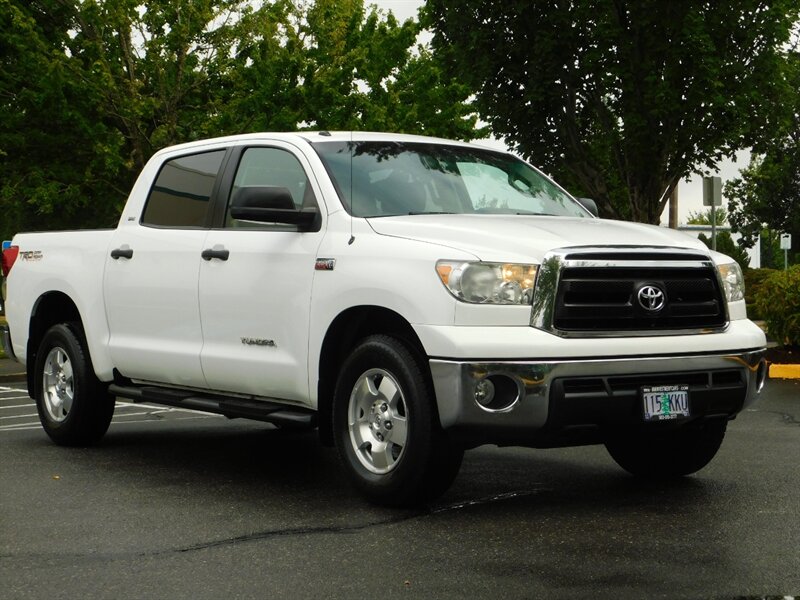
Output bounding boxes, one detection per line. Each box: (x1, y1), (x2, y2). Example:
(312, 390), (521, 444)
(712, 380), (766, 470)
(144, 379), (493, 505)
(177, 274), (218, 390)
(1, 132), (768, 505)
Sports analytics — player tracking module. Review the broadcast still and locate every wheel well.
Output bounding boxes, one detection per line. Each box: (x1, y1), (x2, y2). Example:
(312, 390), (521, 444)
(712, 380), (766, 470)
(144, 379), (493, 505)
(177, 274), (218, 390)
(26, 292), (82, 397)
(317, 306), (427, 446)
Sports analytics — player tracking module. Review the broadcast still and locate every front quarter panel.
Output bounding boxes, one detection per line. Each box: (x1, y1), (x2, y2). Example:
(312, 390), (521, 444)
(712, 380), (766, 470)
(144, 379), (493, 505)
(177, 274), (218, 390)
(306, 215), (475, 404)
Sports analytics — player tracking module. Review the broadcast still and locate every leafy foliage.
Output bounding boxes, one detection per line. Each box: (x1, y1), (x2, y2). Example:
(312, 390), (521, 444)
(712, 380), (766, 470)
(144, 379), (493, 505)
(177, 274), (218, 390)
(743, 267), (777, 319)
(696, 231), (750, 271)
(725, 49), (800, 265)
(758, 229), (789, 270)
(726, 149), (800, 255)
(754, 266), (800, 346)
(686, 208), (750, 271)
(424, 0), (800, 223)
(0, 0), (481, 242)
(0, 0), (128, 236)
(686, 208), (728, 227)
(688, 207), (751, 270)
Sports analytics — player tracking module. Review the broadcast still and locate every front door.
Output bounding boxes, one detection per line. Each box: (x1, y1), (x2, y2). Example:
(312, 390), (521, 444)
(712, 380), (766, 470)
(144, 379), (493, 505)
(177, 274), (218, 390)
(198, 144), (325, 402)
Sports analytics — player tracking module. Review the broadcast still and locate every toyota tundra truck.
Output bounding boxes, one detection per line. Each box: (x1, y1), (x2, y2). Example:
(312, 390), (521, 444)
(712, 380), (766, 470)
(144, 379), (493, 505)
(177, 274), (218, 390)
(0, 132), (768, 506)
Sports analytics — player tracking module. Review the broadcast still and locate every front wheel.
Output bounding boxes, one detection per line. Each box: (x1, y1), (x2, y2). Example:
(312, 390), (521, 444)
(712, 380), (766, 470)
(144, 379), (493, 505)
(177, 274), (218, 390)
(34, 323), (114, 446)
(333, 335), (463, 506)
(605, 419), (727, 478)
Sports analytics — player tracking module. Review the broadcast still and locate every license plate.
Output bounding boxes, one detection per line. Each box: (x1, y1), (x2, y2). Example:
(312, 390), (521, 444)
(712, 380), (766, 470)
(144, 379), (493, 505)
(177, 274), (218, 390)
(641, 385), (690, 422)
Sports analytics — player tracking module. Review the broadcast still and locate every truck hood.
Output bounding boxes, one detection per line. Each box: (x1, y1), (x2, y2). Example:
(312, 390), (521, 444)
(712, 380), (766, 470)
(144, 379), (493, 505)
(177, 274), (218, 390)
(367, 215), (710, 262)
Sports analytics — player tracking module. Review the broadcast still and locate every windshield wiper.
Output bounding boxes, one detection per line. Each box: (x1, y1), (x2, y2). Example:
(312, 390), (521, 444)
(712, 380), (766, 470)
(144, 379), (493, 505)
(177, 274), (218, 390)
(406, 211), (456, 215)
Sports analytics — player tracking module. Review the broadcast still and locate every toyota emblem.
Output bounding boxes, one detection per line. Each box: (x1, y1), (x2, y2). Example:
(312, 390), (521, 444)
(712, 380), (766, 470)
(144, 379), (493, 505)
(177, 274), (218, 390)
(637, 285), (666, 312)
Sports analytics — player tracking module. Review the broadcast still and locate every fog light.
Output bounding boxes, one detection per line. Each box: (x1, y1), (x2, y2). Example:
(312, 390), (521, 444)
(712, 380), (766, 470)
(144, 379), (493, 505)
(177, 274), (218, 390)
(474, 379), (496, 407)
(473, 374), (521, 412)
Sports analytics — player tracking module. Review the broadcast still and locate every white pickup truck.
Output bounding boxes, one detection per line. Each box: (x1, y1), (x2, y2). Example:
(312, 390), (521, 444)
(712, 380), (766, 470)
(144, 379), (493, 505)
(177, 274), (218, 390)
(1, 132), (768, 505)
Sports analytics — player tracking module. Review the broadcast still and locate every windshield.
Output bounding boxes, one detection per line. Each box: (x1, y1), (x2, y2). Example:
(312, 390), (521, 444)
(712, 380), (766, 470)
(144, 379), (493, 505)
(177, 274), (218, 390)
(312, 141), (591, 218)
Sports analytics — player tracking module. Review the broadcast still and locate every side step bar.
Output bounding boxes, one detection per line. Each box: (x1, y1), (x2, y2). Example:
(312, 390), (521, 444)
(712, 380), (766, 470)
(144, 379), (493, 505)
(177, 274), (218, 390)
(108, 384), (316, 428)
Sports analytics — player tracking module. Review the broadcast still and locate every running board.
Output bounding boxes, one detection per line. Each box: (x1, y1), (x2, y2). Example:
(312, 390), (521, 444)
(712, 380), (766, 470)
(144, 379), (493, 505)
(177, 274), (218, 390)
(108, 383), (316, 428)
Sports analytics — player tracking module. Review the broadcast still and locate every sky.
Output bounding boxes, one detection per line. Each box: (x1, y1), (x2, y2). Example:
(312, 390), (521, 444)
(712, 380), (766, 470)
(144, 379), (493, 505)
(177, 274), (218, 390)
(371, 0), (752, 227)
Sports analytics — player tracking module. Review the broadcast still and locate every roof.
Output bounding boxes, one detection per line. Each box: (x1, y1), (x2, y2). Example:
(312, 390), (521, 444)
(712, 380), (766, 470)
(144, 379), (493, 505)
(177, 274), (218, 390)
(149, 131), (498, 158)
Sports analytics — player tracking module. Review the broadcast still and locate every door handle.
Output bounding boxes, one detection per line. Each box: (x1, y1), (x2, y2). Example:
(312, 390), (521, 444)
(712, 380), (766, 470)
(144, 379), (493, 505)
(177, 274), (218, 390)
(110, 247), (133, 260)
(201, 248), (230, 261)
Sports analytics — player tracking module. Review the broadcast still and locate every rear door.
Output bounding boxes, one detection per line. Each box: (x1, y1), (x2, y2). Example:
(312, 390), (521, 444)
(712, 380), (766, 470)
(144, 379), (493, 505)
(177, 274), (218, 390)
(103, 149), (226, 387)
(198, 142), (326, 401)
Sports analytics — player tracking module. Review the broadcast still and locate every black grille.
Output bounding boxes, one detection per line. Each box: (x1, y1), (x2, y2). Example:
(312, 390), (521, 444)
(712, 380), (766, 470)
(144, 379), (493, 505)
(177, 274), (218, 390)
(546, 368), (747, 430)
(553, 266), (726, 331)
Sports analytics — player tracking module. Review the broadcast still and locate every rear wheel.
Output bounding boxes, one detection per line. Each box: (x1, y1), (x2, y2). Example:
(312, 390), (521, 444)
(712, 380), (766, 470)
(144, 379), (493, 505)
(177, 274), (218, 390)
(605, 419), (727, 478)
(34, 323), (114, 446)
(333, 335), (463, 506)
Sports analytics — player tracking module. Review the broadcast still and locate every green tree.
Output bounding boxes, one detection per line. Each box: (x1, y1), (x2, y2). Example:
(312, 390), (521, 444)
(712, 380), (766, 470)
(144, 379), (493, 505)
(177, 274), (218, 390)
(758, 229), (786, 270)
(686, 208), (728, 227)
(424, 0), (800, 223)
(686, 207), (752, 270)
(0, 0), (250, 242)
(0, 0), (126, 238)
(724, 49), (799, 266)
(218, 0), (482, 138)
(0, 0), (481, 243)
(696, 231), (751, 271)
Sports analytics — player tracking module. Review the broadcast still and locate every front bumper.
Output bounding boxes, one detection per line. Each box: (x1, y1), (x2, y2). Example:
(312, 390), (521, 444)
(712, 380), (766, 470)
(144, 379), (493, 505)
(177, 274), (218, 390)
(430, 349), (767, 448)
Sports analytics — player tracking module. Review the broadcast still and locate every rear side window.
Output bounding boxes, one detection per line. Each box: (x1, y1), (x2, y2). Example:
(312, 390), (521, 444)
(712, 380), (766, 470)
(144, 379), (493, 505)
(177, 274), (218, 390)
(142, 150), (225, 227)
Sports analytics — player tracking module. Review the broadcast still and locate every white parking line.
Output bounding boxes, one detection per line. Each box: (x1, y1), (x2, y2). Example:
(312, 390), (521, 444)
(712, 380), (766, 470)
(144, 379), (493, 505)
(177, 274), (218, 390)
(0, 424), (41, 431)
(109, 415), (218, 425)
(0, 412), (38, 420)
(0, 396), (222, 432)
(0, 399), (217, 415)
(116, 401), (222, 417)
(0, 413), (218, 432)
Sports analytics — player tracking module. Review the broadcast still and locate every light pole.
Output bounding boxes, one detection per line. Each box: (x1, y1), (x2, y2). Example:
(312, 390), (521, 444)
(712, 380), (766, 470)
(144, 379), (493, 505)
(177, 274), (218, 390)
(702, 176), (722, 251)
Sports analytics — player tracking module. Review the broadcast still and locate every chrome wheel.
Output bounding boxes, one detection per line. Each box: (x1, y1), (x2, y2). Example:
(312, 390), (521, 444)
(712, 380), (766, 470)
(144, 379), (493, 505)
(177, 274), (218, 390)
(334, 335), (464, 505)
(348, 368), (408, 474)
(42, 346), (74, 423)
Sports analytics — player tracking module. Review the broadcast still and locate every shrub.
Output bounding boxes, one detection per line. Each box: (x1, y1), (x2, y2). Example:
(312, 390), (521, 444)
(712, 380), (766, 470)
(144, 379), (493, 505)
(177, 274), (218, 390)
(754, 265), (800, 346)
(744, 268), (777, 319)
(744, 268), (776, 303)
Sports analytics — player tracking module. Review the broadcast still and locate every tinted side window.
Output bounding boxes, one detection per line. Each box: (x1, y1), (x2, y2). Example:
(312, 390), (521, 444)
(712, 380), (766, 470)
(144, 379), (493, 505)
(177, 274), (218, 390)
(226, 147), (317, 227)
(142, 150), (225, 227)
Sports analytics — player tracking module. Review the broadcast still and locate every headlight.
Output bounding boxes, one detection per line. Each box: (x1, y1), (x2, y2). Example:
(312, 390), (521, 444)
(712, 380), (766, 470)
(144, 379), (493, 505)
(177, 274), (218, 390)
(717, 262), (744, 303)
(436, 261), (538, 305)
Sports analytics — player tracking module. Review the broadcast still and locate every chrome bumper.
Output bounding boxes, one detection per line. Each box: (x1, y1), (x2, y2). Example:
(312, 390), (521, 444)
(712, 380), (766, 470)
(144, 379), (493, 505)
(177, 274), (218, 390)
(430, 349), (767, 447)
(1, 323), (17, 361)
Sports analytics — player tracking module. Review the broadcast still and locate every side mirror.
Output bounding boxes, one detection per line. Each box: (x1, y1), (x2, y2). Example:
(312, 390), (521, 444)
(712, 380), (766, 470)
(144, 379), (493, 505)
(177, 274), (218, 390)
(229, 186), (318, 229)
(577, 197), (599, 217)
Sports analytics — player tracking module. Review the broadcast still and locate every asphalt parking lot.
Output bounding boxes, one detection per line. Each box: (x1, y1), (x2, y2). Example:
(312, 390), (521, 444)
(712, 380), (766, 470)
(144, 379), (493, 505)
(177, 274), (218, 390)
(1, 379), (798, 599)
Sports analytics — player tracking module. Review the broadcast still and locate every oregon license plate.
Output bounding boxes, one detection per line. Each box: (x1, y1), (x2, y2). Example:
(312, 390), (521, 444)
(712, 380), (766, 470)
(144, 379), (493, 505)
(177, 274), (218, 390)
(641, 385), (690, 422)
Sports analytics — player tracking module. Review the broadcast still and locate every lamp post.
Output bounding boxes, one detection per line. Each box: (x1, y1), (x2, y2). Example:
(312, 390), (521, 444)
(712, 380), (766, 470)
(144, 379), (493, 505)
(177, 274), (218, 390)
(702, 176), (722, 251)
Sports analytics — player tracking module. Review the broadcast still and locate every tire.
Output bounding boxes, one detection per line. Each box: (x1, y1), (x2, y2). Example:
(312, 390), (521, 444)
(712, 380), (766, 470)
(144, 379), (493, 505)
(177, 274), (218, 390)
(34, 323), (114, 446)
(605, 419), (727, 478)
(332, 335), (463, 507)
